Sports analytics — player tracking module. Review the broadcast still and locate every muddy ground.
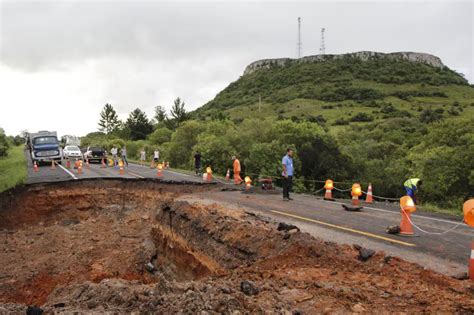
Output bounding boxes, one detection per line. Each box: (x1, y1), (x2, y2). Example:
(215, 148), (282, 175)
(0, 179), (472, 313)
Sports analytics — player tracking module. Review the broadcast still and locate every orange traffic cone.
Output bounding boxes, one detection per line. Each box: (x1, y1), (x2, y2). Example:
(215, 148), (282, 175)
(101, 158), (106, 168)
(157, 164), (163, 177)
(365, 183), (373, 203)
(51, 160), (56, 170)
(351, 183), (362, 206)
(324, 189), (333, 200)
(244, 176), (252, 191)
(400, 210), (414, 235)
(66, 159), (71, 168)
(469, 241), (474, 280)
(119, 160), (125, 175)
(399, 196), (416, 236)
(77, 161), (83, 175)
(225, 169), (230, 182)
(206, 167), (212, 182)
(351, 195), (359, 206)
(33, 161), (39, 172)
(324, 179), (334, 200)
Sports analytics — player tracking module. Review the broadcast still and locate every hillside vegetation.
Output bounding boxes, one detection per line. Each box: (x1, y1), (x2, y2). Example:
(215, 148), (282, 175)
(190, 56), (474, 212)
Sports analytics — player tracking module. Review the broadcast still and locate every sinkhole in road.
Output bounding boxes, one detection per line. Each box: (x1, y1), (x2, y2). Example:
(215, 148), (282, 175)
(0, 179), (472, 313)
(0, 180), (224, 305)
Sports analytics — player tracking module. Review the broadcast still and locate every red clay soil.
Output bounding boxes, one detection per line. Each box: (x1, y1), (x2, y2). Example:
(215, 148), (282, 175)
(0, 180), (472, 313)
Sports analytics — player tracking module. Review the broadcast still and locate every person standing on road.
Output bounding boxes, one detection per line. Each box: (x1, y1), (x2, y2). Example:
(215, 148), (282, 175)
(282, 148), (294, 201)
(404, 178), (422, 204)
(120, 146), (129, 166)
(232, 156), (243, 185)
(153, 149), (160, 163)
(139, 148), (146, 166)
(194, 151), (201, 175)
(111, 145), (118, 166)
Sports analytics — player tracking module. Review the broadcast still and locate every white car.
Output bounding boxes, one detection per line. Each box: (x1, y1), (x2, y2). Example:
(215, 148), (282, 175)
(63, 145), (83, 160)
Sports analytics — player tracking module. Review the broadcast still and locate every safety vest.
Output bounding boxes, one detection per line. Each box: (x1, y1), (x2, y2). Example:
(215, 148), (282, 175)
(404, 178), (420, 189)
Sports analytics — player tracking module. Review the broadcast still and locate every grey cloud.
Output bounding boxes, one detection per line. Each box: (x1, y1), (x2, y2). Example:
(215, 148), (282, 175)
(0, 1), (472, 111)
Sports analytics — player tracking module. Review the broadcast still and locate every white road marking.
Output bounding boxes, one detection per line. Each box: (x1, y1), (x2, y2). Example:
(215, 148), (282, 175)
(163, 169), (195, 178)
(127, 170), (145, 178)
(57, 162), (78, 180)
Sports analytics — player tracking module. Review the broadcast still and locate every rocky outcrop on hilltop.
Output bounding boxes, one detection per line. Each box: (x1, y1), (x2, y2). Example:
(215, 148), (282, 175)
(243, 51), (445, 75)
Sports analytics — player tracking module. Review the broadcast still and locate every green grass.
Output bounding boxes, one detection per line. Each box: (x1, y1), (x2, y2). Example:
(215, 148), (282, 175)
(0, 146), (27, 192)
(194, 56), (474, 130)
(419, 202), (463, 217)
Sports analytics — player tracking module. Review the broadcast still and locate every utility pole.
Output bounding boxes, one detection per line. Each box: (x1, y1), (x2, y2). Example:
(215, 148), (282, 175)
(320, 28), (326, 55)
(297, 17), (302, 59)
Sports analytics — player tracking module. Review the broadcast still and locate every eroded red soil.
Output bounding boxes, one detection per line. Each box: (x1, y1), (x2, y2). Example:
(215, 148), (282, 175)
(0, 180), (472, 313)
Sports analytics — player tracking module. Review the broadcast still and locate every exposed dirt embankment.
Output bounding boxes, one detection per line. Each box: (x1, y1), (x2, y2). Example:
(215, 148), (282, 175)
(0, 180), (472, 313)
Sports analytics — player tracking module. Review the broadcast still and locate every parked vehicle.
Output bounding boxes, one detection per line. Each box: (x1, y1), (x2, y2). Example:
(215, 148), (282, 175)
(83, 146), (107, 162)
(27, 131), (62, 164)
(63, 145), (83, 160)
(65, 136), (81, 147)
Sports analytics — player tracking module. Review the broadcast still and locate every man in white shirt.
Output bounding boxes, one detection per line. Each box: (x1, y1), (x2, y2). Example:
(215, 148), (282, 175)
(111, 146), (118, 166)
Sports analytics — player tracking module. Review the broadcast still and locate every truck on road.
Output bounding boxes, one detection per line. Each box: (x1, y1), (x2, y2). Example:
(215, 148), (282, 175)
(28, 131), (62, 164)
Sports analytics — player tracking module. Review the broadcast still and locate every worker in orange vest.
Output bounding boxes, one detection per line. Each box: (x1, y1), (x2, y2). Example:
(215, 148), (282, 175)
(232, 156), (243, 185)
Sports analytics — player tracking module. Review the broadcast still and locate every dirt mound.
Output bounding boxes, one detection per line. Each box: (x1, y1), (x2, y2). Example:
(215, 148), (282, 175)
(0, 180), (472, 313)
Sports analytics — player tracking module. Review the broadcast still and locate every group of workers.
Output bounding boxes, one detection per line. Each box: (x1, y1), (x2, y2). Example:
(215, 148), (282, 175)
(109, 145), (161, 167)
(193, 148), (422, 203)
(110, 145), (129, 166)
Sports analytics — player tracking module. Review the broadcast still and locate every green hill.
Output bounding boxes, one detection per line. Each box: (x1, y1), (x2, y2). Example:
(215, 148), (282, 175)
(189, 52), (474, 212)
(194, 52), (473, 129)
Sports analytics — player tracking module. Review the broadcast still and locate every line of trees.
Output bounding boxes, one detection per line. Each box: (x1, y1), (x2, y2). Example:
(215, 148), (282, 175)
(96, 97), (189, 141)
(0, 128), (27, 157)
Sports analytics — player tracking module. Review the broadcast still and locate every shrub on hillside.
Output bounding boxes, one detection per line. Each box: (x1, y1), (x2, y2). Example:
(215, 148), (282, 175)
(0, 128), (10, 157)
(333, 118), (350, 126)
(350, 113), (374, 122)
(419, 109), (444, 123)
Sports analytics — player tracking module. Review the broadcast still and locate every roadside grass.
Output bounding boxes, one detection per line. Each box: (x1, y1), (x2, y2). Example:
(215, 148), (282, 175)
(0, 145), (27, 192)
(420, 202), (463, 217)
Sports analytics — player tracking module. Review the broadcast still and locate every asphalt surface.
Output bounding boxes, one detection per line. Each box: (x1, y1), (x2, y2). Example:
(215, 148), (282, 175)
(26, 155), (203, 184)
(24, 153), (474, 275)
(183, 189), (473, 275)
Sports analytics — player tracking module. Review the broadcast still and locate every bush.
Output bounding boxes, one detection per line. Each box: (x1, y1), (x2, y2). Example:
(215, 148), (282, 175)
(148, 127), (173, 145)
(0, 128), (10, 157)
(419, 109), (443, 123)
(333, 118), (350, 126)
(350, 113), (374, 122)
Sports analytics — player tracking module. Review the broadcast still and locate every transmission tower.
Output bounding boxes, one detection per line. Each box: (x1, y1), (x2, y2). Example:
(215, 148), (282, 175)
(320, 28), (326, 55)
(297, 17), (302, 59)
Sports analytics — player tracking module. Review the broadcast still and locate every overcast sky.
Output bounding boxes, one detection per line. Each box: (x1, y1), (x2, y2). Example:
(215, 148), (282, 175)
(0, 0), (472, 137)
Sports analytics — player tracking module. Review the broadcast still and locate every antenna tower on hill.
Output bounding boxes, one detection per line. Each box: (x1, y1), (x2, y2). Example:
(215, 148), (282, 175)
(297, 17), (302, 59)
(320, 28), (326, 55)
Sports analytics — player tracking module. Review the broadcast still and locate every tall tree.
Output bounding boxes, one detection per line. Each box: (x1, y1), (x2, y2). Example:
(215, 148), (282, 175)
(98, 103), (121, 134)
(125, 108), (153, 140)
(170, 97), (188, 126)
(154, 105), (167, 123)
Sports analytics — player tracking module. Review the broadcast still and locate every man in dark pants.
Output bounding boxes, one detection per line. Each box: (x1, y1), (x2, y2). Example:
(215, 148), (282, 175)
(282, 148), (294, 201)
(194, 151), (201, 176)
